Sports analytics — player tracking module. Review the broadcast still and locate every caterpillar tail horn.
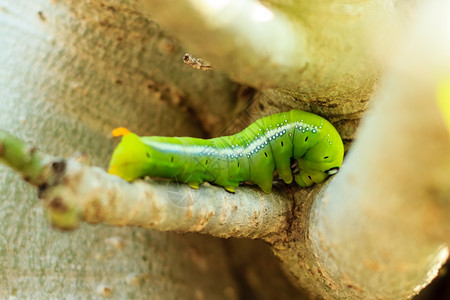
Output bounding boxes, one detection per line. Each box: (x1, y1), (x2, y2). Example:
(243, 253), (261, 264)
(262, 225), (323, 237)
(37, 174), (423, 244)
(112, 127), (132, 137)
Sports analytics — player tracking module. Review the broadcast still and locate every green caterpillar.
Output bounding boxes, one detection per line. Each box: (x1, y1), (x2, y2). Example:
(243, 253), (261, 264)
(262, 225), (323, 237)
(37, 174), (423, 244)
(108, 110), (344, 193)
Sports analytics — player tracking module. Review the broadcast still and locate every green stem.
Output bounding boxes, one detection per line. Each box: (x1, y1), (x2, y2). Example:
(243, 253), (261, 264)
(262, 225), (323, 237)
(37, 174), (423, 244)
(0, 129), (53, 186)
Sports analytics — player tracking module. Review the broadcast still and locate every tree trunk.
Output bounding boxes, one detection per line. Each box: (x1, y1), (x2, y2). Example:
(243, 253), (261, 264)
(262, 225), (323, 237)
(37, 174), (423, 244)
(1, 0), (448, 299)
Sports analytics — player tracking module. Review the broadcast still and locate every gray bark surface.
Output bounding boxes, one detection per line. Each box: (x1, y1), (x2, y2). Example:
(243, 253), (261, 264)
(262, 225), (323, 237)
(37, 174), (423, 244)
(1, 0), (449, 299)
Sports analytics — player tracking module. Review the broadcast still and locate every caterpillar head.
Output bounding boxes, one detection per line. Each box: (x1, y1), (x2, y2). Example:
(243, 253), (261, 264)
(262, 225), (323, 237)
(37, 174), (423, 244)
(296, 137), (344, 187)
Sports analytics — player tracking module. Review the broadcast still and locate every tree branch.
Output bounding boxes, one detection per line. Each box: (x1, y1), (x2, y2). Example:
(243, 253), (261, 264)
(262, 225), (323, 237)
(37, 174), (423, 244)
(0, 129), (291, 238)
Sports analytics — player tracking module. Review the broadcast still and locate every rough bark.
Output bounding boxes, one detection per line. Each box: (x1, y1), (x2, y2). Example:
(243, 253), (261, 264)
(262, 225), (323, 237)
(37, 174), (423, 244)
(1, 0), (449, 299)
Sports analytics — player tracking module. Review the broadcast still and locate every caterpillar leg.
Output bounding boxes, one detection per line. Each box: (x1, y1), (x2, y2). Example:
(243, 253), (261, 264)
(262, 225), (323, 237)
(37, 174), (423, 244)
(248, 153), (275, 194)
(257, 181), (273, 194)
(183, 173), (205, 190)
(294, 170), (328, 187)
(187, 181), (200, 189)
(224, 185), (236, 193)
(277, 165), (293, 184)
(294, 173), (313, 187)
(250, 166), (274, 193)
(212, 174), (240, 192)
(223, 181), (239, 193)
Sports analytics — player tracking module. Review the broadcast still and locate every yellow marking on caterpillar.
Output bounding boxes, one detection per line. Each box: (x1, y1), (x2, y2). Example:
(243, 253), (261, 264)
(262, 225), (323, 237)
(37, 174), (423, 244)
(112, 127), (132, 137)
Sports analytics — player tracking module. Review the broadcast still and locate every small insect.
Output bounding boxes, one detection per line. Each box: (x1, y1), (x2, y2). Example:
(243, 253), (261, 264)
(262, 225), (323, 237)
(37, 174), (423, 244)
(108, 110), (344, 193)
(182, 53), (212, 71)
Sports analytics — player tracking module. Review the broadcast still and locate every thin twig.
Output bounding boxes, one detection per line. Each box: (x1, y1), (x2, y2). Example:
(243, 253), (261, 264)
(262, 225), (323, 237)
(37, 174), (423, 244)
(0, 129), (55, 187)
